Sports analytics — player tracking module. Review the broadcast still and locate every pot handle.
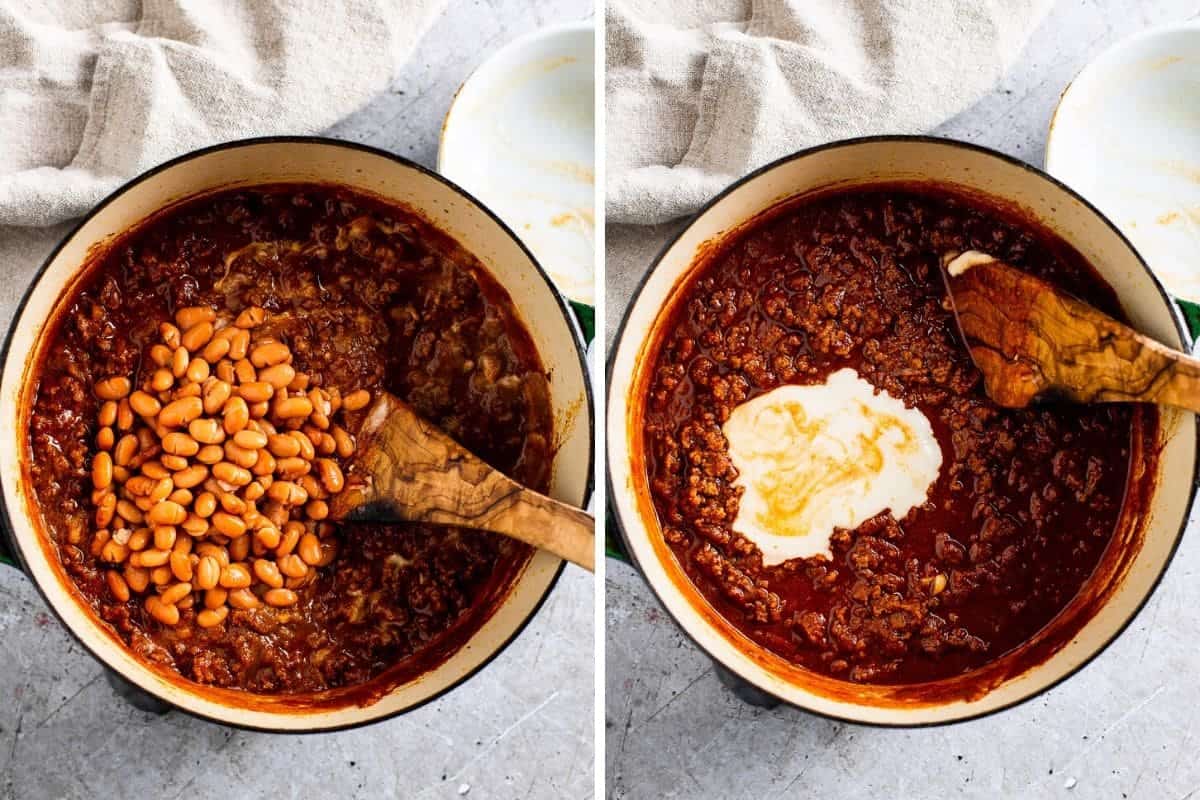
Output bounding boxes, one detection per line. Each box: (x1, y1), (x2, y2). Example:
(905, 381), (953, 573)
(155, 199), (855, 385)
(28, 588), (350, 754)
(569, 300), (594, 345)
(104, 670), (172, 714)
(605, 505), (630, 563)
(0, 515), (167, 709)
(0, 514), (18, 570)
(1177, 298), (1200, 348)
(711, 660), (781, 709)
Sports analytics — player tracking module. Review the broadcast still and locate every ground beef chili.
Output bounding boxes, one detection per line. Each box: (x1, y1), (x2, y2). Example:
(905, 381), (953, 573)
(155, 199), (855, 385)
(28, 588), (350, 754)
(27, 184), (553, 694)
(642, 186), (1151, 684)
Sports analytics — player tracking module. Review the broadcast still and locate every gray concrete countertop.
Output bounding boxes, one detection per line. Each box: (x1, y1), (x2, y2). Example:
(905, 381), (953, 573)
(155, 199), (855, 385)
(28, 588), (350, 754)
(0, 1), (593, 798)
(605, 2), (1200, 798)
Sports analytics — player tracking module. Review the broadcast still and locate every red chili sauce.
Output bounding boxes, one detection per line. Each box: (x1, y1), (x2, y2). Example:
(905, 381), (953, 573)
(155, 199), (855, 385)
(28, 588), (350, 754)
(642, 187), (1152, 684)
(27, 184), (553, 693)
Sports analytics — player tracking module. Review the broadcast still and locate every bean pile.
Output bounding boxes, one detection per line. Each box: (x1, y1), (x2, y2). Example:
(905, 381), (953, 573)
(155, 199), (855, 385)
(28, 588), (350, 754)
(88, 304), (371, 628)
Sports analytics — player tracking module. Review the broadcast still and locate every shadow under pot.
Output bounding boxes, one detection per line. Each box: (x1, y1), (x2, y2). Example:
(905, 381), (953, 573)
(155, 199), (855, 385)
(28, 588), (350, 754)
(606, 135), (1198, 726)
(0, 136), (593, 732)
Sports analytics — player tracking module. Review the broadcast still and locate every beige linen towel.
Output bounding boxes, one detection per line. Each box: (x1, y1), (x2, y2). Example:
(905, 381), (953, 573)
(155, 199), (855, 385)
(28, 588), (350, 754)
(607, 0), (1054, 224)
(0, 0), (446, 226)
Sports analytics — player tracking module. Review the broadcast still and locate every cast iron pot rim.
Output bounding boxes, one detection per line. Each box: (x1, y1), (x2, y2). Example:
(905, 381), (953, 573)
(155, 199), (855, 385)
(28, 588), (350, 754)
(605, 133), (1200, 729)
(0, 134), (596, 734)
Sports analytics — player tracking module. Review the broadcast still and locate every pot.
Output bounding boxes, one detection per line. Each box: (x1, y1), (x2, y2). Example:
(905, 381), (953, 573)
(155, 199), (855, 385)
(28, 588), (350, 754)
(0, 137), (593, 732)
(606, 135), (1198, 726)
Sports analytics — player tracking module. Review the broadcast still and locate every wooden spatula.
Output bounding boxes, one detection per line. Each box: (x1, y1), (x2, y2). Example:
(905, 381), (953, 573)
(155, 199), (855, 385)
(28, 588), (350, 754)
(329, 392), (595, 571)
(938, 250), (1200, 411)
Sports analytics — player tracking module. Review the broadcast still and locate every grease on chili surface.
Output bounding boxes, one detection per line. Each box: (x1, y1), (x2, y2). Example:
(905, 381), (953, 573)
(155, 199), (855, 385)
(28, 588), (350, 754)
(642, 186), (1149, 685)
(27, 184), (553, 694)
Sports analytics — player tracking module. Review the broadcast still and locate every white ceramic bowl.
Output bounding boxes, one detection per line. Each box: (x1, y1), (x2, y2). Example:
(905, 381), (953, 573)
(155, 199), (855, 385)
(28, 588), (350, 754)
(607, 136), (1198, 726)
(439, 22), (596, 305)
(1047, 21), (1200, 301)
(0, 137), (593, 732)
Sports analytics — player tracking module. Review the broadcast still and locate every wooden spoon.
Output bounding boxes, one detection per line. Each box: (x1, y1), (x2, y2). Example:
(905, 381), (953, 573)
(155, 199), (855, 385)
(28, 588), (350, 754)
(938, 250), (1200, 411)
(329, 392), (594, 571)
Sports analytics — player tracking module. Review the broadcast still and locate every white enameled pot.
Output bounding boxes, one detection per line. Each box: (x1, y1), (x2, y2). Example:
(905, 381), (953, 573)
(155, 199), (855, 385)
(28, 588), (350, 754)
(0, 137), (593, 732)
(606, 136), (1198, 726)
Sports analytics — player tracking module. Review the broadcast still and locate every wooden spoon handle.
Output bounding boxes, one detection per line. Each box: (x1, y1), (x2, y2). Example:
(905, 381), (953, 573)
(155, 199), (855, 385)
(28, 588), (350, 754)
(436, 487), (596, 571)
(336, 469), (595, 571)
(1124, 338), (1200, 413)
(1015, 297), (1200, 412)
(945, 254), (1200, 412)
(977, 312), (1200, 412)
(331, 394), (595, 571)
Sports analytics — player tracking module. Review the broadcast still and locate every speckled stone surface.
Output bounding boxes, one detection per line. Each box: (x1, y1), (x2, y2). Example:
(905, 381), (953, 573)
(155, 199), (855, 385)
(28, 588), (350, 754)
(0, 1), (594, 798)
(605, 2), (1200, 798)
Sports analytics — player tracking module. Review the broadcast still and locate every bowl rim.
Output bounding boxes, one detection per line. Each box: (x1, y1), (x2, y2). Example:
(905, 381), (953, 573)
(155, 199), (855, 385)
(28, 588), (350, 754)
(436, 19), (597, 305)
(605, 133), (1200, 728)
(437, 18), (596, 176)
(1044, 19), (1200, 302)
(1046, 18), (1200, 175)
(0, 134), (595, 733)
